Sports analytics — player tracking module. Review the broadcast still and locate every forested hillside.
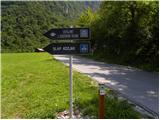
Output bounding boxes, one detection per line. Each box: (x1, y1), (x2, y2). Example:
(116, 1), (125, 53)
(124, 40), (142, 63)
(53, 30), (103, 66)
(78, 1), (159, 71)
(1, 1), (100, 52)
(1, 1), (158, 71)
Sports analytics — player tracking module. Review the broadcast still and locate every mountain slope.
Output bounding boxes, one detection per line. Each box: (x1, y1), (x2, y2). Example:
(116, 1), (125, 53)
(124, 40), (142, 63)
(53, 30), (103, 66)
(1, 1), (100, 52)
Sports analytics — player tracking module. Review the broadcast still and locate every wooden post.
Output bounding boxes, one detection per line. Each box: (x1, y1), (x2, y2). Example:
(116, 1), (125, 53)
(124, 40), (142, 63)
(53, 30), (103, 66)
(99, 83), (105, 119)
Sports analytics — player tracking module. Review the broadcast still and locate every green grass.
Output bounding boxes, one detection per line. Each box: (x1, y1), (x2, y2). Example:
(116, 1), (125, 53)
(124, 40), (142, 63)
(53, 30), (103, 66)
(1, 53), (141, 118)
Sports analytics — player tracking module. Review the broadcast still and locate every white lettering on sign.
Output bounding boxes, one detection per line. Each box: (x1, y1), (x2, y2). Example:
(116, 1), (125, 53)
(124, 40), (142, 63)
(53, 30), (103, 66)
(53, 47), (61, 51)
(63, 30), (74, 34)
(59, 34), (71, 38)
(71, 34), (79, 38)
(63, 47), (75, 51)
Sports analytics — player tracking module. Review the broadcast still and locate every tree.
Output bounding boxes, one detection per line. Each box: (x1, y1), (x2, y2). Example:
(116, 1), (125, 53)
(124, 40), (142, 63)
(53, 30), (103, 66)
(78, 1), (159, 71)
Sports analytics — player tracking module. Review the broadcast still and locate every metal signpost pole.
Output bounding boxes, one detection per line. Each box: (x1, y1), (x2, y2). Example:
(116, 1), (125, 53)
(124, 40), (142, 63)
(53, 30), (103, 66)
(69, 25), (73, 119)
(43, 27), (90, 119)
(69, 55), (73, 118)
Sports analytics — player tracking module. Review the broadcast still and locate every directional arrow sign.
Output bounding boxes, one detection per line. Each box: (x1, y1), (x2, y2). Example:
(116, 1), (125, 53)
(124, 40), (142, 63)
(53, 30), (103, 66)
(44, 28), (90, 40)
(43, 42), (91, 55)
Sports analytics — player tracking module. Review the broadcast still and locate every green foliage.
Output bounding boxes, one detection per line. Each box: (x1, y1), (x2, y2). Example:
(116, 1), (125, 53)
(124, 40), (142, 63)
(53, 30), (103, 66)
(78, 1), (159, 71)
(105, 97), (140, 118)
(1, 1), (99, 52)
(77, 8), (99, 27)
(75, 89), (141, 119)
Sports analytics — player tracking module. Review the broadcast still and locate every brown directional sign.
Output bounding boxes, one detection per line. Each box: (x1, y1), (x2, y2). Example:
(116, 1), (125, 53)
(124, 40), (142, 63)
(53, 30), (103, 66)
(44, 28), (90, 40)
(43, 42), (91, 55)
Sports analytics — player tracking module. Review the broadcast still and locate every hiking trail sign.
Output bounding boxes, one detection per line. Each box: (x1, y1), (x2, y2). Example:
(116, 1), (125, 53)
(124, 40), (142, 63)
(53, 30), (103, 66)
(43, 42), (91, 55)
(43, 27), (91, 118)
(44, 28), (90, 40)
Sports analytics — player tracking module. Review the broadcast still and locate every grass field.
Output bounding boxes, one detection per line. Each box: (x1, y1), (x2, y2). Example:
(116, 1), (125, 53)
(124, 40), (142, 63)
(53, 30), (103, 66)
(1, 53), (141, 118)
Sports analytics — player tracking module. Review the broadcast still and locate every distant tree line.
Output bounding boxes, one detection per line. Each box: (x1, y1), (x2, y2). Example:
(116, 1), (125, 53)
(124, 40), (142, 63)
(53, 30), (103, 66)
(77, 1), (159, 71)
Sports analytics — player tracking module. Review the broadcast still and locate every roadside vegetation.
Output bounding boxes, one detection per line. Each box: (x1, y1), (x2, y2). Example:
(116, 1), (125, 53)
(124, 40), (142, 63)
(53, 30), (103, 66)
(77, 1), (159, 71)
(1, 53), (141, 118)
(1, 1), (99, 52)
(1, 1), (158, 71)
(1, 1), (158, 118)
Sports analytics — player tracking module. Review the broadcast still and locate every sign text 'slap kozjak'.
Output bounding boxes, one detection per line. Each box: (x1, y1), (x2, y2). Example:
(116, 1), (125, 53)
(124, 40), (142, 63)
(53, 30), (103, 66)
(43, 28), (91, 55)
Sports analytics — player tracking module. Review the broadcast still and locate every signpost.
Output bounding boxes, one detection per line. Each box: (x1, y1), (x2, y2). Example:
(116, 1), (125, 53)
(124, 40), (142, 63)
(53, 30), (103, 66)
(44, 28), (90, 40)
(69, 55), (73, 118)
(43, 42), (91, 55)
(43, 27), (91, 119)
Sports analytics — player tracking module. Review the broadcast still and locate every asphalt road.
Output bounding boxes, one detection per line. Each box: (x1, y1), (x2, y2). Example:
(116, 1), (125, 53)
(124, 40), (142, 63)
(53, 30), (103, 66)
(54, 55), (159, 117)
